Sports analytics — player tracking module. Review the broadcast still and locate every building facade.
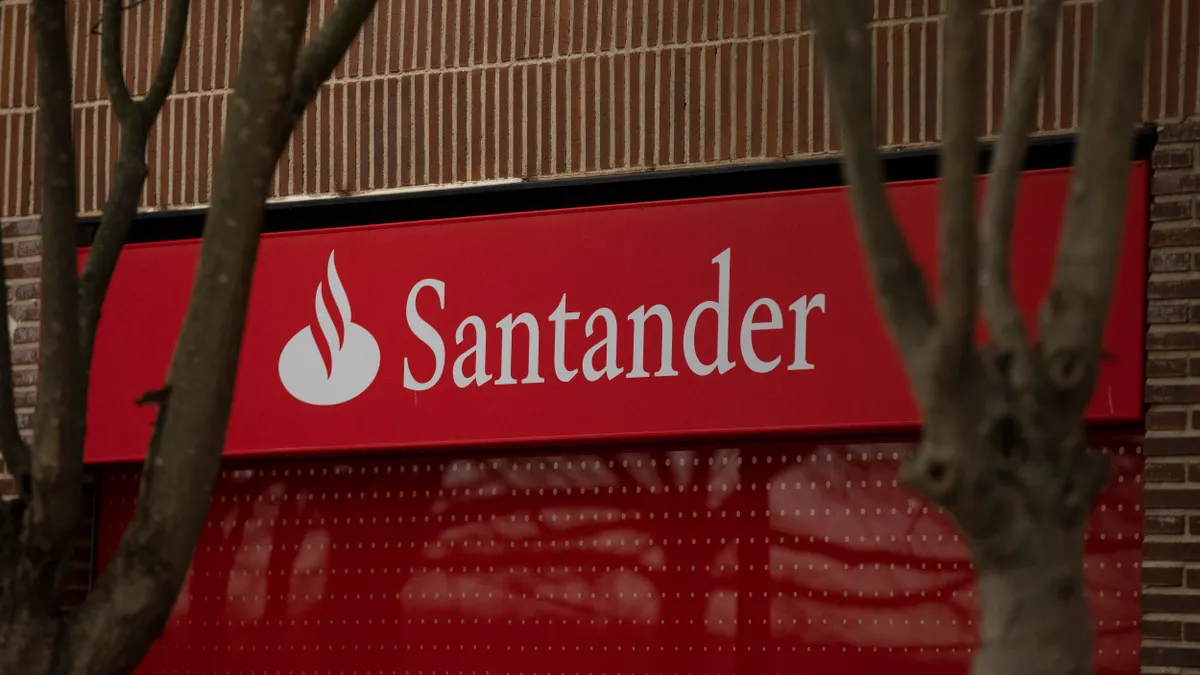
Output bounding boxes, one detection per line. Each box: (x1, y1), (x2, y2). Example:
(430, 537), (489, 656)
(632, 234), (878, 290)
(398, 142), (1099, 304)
(0, 0), (1198, 672)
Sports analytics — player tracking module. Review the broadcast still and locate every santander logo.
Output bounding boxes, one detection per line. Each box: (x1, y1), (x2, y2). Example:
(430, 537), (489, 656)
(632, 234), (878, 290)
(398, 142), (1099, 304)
(278, 251), (381, 406)
(279, 247), (827, 407)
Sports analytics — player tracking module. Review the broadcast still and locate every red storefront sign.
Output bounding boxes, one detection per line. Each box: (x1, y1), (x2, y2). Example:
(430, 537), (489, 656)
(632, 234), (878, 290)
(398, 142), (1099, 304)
(83, 164), (1148, 463)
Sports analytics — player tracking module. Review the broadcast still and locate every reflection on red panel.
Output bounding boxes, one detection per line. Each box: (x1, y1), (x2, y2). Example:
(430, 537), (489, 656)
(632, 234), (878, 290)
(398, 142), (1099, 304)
(95, 437), (1144, 675)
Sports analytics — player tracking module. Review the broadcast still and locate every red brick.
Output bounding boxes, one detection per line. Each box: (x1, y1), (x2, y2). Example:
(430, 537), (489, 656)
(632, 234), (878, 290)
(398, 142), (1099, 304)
(1154, 173), (1200, 195)
(1147, 513), (1187, 535)
(1149, 301), (1192, 323)
(11, 346), (37, 366)
(1154, 147), (1196, 169)
(1144, 565), (1185, 586)
(7, 283), (38, 302)
(1161, 121), (1200, 143)
(13, 389), (35, 409)
(1152, 251), (1195, 273)
(11, 326), (37, 346)
(1151, 224), (1200, 246)
(1148, 328), (1200, 349)
(1143, 592), (1200, 612)
(1142, 647), (1200, 668)
(1150, 278), (1200, 300)
(0, 220), (39, 238)
(1144, 541), (1200, 562)
(1148, 407), (1189, 431)
(1149, 354), (1188, 376)
(7, 302), (37, 323)
(1144, 619), (1183, 640)
(1145, 488), (1200, 508)
(11, 239), (40, 258)
(1146, 462), (1187, 483)
(12, 369), (37, 387)
(4, 262), (39, 281)
(1144, 436), (1200, 456)
(1146, 383), (1200, 404)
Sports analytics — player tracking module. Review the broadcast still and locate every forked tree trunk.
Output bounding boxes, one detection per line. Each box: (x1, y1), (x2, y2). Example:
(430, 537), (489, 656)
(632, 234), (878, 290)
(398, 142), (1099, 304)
(809, 1), (1149, 674)
(0, 1), (379, 673)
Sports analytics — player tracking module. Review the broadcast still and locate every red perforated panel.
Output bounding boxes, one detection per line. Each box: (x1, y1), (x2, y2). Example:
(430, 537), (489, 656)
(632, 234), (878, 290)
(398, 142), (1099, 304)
(95, 436), (1144, 675)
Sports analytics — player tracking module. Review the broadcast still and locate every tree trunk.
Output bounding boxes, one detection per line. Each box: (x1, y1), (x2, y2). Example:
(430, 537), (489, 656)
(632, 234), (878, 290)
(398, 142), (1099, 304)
(973, 564), (1092, 675)
(0, 1), (380, 673)
(807, 1), (1150, 673)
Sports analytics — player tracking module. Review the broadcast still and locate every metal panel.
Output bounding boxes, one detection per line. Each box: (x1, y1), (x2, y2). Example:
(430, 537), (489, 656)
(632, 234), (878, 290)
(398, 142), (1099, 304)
(95, 435), (1144, 675)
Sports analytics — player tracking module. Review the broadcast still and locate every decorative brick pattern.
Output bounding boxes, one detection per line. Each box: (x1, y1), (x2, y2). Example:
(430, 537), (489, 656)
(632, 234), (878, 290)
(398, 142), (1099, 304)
(1144, 122), (1200, 674)
(0, 0), (1195, 217)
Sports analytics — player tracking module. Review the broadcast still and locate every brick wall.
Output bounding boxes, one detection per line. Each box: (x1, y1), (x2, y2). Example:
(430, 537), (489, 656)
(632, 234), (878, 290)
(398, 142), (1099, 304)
(0, 0), (1199, 668)
(0, 0), (1192, 218)
(1143, 120), (1200, 674)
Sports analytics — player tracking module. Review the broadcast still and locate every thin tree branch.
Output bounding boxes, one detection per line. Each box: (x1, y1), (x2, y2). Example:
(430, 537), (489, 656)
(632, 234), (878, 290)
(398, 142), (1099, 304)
(88, 0), (156, 36)
(57, 1), (324, 671)
(980, 0), (1062, 385)
(1039, 0), (1150, 394)
(285, 0), (378, 129)
(78, 134), (150, 373)
(935, 0), (983, 382)
(809, 1), (937, 403)
(141, 0), (190, 116)
(27, 0), (84, 566)
(80, 0), (190, 375)
(100, 0), (135, 124)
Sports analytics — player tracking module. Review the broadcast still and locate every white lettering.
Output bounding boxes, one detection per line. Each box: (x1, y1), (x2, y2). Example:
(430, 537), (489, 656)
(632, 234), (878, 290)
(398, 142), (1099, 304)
(584, 308), (623, 381)
(403, 279), (446, 391)
(549, 294), (580, 382)
(683, 248), (736, 376)
(496, 312), (545, 385)
(788, 294), (826, 371)
(386, 249), (823, 394)
(740, 298), (783, 373)
(627, 304), (678, 378)
(453, 315), (491, 387)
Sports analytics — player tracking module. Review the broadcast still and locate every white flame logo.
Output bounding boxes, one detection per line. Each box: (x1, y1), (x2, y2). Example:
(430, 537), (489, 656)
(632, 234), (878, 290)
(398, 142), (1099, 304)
(277, 251), (381, 406)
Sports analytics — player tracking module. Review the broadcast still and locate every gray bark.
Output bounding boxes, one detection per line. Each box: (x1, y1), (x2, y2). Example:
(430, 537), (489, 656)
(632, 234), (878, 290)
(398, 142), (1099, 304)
(809, 1), (1149, 674)
(0, 1), (378, 673)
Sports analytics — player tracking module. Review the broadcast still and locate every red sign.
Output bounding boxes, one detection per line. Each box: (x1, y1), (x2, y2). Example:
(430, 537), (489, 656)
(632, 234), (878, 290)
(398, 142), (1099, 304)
(83, 165), (1148, 463)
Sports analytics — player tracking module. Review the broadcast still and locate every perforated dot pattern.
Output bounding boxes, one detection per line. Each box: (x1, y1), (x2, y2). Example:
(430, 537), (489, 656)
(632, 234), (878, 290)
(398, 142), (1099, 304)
(95, 436), (1145, 675)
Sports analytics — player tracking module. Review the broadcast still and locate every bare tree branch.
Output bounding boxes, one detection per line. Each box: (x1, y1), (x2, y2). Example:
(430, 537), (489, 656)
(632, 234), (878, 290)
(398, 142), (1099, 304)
(810, 3), (1151, 674)
(57, 1), (375, 670)
(1039, 0), (1150, 396)
(809, 1), (937, 404)
(100, 0), (135, 124)
(285, 0), (377, 129)
(980, 0), (1063, 385)
(27, 0), (84, 568)
(934, 0), (983, 382)
(81, 0), (191, 374)
(142, 0), (191, 116)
